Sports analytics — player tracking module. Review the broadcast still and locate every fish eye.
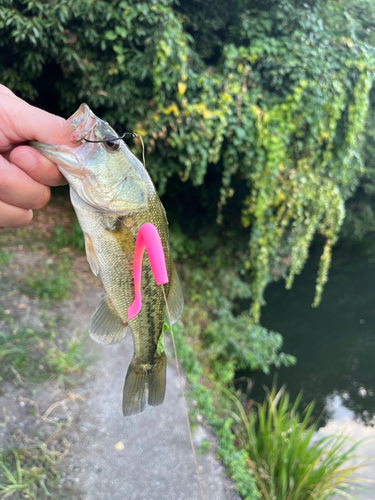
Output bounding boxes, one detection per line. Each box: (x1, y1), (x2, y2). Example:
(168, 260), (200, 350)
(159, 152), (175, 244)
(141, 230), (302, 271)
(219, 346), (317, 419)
(103, 137), (120, 151)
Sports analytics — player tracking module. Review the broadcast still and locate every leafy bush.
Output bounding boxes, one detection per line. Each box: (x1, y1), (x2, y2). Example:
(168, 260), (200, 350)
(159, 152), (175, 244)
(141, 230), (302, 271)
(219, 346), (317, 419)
(342, 86), (375, 248)
(1, 0), (374, 317)
(202, 313), (295, 382)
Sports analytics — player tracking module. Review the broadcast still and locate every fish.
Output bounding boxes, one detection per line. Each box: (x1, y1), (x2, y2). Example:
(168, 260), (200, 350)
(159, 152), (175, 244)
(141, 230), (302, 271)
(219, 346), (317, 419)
(29, 104), (184, 416)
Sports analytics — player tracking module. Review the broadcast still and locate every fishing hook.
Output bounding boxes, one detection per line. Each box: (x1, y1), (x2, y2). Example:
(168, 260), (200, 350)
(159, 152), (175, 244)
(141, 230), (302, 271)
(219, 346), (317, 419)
(82, 132), (137, 143)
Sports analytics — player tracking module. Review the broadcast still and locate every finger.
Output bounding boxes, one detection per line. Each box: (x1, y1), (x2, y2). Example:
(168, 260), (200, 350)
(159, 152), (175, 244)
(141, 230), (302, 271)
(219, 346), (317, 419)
(0, 199), (33, 228)
(1, 93), (73, 146)
(0, 85), (20, 99)
(10, 146), (67, 187)
(0, 156), (51, 210)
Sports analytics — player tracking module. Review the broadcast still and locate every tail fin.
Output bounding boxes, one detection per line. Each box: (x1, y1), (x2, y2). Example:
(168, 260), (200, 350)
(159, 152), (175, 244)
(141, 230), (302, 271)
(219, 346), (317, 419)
(122, 353), (166, 416)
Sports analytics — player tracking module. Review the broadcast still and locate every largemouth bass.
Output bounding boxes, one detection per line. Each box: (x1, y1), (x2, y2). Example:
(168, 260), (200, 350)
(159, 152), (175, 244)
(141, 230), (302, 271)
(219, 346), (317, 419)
(30, 104), (184, 416)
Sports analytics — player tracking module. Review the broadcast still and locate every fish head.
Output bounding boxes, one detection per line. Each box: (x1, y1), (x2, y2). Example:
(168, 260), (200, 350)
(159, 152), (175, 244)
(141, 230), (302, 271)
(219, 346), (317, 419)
(29, 104), (147, 214)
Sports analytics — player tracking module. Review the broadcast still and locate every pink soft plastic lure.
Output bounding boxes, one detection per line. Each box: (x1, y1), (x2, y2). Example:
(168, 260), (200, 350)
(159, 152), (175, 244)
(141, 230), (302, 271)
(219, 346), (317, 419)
(127, 223), (169, 319)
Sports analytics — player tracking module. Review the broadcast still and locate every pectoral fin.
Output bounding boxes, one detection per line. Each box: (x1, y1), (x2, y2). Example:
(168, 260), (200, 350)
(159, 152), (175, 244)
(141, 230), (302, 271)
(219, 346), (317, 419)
(112, 217), (136, 251)
(84, 232), (100, 277)
(90, 295), (128, 344)
(166, 266), (184, 325)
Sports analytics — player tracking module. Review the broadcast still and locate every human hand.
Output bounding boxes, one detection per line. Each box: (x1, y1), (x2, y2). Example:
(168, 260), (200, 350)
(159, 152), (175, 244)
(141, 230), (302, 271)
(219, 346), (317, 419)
(0, 85), (73, 231)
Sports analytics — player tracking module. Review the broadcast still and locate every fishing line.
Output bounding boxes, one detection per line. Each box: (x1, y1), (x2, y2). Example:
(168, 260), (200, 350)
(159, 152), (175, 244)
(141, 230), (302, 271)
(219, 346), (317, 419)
(161, 285), (207, 500)
(134, 133), (146, 173)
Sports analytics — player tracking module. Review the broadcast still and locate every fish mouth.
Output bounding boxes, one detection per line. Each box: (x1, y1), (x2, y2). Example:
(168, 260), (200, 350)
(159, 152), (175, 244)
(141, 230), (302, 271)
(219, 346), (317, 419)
(28, 103), (116, 162)
(27, 141), (84, 177)
(27, 103), (96, 173)
(69, 104), (98, 143)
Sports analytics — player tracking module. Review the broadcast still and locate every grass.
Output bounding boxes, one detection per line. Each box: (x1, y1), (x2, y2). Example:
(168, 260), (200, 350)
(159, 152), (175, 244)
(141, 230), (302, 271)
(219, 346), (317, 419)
(0, 414), (70, 500)
(0, 443), (60, 499)
(0, 322), (53, 385)
(0, 251), (12, 265)
(23, 256), (73, 303)
(0, 211), (88, 499)
(231, 384), (368, 500)
(47, 333), (89, 386)
(0, 310), (89, 386)
(0, 227), (47, 253)
(48, 222), (85, 254)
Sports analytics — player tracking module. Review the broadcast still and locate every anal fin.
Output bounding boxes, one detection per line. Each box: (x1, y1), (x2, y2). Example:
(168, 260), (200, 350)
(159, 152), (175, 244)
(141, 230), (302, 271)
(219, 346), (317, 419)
(90, 295), (128, 344)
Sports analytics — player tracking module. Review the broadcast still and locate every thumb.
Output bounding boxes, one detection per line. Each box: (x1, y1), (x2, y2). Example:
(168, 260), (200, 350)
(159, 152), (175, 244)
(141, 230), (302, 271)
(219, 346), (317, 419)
(1, 91), (73, 146)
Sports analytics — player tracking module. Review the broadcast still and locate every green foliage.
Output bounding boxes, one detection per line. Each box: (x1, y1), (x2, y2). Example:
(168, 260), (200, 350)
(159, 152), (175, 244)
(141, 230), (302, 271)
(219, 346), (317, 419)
(240, 385), (366, 500)
(49, 225), (70, 249)
(0, 321), (53, 384)
(0, 251), (12, 264)
(173, 322), (258, 500)
(202, 313), (296, 381)
(0, 308), (88, 386)
(49, 221), (85, 253)
(198, 439), (211, 455)
(47, 333), (88, 386)
(0, 446), (59, 499)
(342, 86), (375, 247)
(70, 220), (85, 252)
(1, 0), (374, 319)
(171, 323), (368, 500)
(23, 256), (72, 302)
(342, 197), (375, 241)
(0, 429), (68, 500)
(176, 234), (294, 382)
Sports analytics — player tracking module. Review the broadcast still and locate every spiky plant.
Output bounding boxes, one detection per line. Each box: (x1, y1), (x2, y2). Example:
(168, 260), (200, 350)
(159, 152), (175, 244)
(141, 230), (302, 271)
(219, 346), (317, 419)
(227, 385), (367, 500)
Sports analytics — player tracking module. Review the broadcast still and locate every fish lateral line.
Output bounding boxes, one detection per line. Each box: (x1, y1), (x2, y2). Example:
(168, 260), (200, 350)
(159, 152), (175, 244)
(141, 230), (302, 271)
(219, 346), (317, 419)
(127, 223), (169, 320)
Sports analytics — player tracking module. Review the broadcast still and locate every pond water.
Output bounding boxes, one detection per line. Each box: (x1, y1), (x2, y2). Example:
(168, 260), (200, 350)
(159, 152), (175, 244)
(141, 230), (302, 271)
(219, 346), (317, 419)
(248, 243), (375, 496)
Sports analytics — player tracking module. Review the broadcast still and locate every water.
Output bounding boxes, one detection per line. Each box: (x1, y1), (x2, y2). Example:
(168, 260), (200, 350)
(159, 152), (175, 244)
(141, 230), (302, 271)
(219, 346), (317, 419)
(248, 244), (375, 496)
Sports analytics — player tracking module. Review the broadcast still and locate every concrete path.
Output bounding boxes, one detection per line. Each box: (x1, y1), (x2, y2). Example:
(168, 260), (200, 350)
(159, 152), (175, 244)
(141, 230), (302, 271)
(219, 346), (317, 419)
(59, 287), (240, 500)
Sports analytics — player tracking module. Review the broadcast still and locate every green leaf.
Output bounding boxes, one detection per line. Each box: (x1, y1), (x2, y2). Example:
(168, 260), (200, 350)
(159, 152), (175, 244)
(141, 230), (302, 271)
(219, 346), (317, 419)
(104, 30), (117, 41)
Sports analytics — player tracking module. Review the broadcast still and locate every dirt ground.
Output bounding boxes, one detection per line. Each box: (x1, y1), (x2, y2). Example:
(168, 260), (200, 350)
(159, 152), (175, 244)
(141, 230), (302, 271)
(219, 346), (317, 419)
(0, 198), (240, 500)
